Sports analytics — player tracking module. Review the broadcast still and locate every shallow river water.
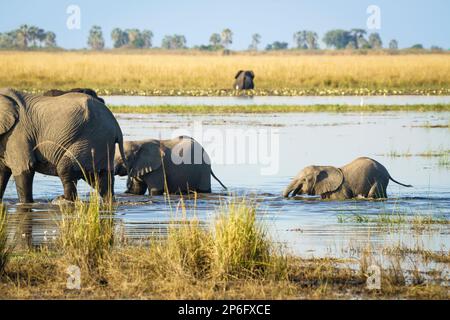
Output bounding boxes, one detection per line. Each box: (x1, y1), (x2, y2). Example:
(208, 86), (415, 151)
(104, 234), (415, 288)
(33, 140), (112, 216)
(4, 111), (450, 260)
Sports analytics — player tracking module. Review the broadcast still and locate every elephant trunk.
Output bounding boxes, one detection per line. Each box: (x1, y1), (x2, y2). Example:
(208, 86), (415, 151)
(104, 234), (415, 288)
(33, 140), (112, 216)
(283, 180), (301, 198)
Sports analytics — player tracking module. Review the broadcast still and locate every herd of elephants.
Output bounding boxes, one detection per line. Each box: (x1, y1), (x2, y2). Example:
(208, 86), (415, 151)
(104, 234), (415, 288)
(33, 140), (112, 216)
(0, 71), (413, 204)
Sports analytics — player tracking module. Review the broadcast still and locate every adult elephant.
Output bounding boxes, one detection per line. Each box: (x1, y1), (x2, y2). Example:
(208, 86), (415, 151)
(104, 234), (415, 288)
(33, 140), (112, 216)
(114, 136), (227, 195)
(283, 157), (412, 200)
(0, 88), (126, 203)
(234, 70), (255, 90)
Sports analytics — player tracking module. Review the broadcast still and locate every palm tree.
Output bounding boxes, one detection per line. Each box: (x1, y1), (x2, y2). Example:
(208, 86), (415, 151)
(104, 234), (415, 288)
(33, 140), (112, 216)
(44, 32), (56, 47)
(249, 33), (261, 50)
(349, 28), (367, 49)
(87, 25), (104, 50)
(209, 33), (221, 47)
(16, 24), (29, 49)
(221, 28), (233, 49)
(142, 30), (153, 48)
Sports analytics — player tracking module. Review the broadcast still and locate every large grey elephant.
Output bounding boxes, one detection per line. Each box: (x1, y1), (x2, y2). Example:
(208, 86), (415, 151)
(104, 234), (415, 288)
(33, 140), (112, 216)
(114, 136), (227, 195)
(234, 70), (255, 90)
(283, 157), (412, 200)
(0, 88), (125, 203)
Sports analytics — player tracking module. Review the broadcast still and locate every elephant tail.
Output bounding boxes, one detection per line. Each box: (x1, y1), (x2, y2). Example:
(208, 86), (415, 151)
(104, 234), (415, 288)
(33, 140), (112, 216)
(211, 170), (227, 190)
(116, 135), (128, 172)
(389, 176), (413, 188)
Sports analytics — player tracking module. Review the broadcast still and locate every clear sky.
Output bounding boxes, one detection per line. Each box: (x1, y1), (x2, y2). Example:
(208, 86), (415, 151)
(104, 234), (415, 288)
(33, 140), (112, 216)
(0, 0), (449, 49)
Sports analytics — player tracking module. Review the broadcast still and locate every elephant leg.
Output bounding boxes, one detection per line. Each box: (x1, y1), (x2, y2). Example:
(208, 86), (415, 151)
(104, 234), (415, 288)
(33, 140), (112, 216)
(368, 182), (386, 199)
(15, 171), (35, 203)
(97, 170), (114, 202)
(0, 169), (12, 200)
(61, 178), (78, 201)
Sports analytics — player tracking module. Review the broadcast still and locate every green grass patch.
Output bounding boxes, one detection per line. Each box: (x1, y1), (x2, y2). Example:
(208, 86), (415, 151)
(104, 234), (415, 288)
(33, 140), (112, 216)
(109, 104), (450, 114)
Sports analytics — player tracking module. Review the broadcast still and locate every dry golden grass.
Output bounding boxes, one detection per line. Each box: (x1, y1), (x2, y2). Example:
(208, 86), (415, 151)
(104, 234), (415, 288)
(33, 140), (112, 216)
(1, 51), (449, 95)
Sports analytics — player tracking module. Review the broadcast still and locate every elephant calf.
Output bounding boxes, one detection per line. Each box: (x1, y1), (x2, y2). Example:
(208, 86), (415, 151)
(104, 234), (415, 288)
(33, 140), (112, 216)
(234, 70), (255, 90)
(114, 136), (227, 195)
(283, 157), (412, 200)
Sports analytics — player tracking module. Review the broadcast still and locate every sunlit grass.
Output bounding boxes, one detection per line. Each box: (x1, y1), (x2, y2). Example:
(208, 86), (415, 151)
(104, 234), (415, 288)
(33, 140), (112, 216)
(1, 51), (449, 95)
(57, 192), (115, 271)
(0, 205), (10, 275)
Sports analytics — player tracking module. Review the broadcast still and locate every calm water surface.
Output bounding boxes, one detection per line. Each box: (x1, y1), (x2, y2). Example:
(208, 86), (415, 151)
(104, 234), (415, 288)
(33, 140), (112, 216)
(5, 111), (450, 260)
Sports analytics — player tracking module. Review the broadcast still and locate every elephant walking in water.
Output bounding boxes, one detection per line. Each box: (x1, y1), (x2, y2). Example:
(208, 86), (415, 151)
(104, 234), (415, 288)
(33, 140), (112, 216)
(0, 88), (126, 203)
(114, 136), (227, 195)
(283, 157), (412, 200)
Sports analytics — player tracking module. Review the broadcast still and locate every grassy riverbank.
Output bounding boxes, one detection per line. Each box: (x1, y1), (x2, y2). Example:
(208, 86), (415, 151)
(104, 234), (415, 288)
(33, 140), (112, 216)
(109, 104), (450, 114)
(0, 197), (448, 299)
(1, 52), (449, 95)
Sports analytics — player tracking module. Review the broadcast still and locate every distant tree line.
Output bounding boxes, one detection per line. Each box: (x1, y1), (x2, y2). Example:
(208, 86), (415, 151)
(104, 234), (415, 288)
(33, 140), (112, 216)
(0, 24), (56, 49)
(1, 24), (445, 52)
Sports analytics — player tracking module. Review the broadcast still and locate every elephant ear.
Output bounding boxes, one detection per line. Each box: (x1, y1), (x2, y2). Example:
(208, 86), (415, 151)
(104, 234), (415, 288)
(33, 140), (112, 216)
(235, 70), (244, 79)
(313, 166), (344, 195)
(0, 95), (18, 135)
(129, 141), (164, 178)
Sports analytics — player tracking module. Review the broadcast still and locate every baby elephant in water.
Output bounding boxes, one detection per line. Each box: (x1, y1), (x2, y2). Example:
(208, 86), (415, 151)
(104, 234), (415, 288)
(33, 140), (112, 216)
(114, 136), (227, 195)
(283, 157), (412, 200)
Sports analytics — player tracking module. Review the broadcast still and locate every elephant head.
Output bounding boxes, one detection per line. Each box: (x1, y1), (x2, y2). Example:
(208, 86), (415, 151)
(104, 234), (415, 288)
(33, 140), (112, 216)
(115, 141), (164, 178)
(234, 70), (255, 90)
(283, 166), (344, 198)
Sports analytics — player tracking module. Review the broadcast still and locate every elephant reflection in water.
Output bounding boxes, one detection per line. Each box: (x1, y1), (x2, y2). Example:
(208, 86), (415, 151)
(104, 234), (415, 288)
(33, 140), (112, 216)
(8, 206), (58, 250)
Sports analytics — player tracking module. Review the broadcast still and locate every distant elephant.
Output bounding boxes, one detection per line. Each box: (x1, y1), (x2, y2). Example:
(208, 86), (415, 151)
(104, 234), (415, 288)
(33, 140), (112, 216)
(283, 157), (412, 200)
(234, 70), (255, 90)
(114, 136), (227, 195)
(0, 88), (125, 203)
(43, 88), (105, 104)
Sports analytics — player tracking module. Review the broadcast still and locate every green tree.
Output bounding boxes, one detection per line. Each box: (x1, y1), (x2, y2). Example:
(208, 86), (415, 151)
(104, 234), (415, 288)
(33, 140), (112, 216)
(293, 31), (307, 49)
(44, 32), (56, 47)
(389, 39), (399, 50)
(411, 44), (424, 49)
(368, 32), (383, 49)
(111, 28), (129, 48)
(323, 29), (352, 49)
(349, 29), (367, 49)
(16, 24), (30, 49)
(125, 29), (145, 48)
(249, 33), (261, 50)
(161, 34), (187, 49)
(142, 30), (154, 48)
(209, 33), (221, 46)
(87, 25), (105, 50)
(221, 28), (233, 49)
(305, 31), (319, 49)
(265, 41), (288, 50)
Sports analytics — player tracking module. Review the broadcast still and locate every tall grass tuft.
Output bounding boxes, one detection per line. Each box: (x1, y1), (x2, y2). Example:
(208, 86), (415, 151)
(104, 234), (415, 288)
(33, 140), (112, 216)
(156, 198), (287, 282)
(0, 204), (10, 275)
(58, 192), (114, 271)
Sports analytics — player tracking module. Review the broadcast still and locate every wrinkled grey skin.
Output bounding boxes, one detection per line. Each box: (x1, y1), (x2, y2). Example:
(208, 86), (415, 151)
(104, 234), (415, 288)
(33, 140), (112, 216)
(43, 88), (105, 104)
(0, 88), (126, 203)
(234, 70), (255, 90)
(115, 136), (227, 195)
(283, 157), (412, 200)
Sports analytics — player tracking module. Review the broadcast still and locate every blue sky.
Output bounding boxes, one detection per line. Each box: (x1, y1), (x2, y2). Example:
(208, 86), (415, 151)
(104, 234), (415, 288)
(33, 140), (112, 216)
(0, 0), (449, 49)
